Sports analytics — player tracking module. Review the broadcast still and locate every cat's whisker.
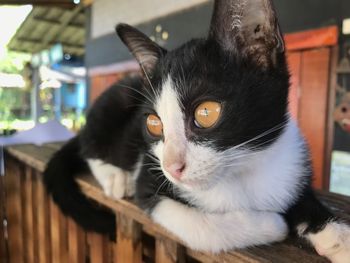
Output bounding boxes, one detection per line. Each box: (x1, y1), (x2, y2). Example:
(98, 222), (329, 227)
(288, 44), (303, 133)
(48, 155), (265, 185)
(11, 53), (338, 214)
(154, 179), (169, 197)
(139, 62), (159, 101)
(145, 153), (161, 163)
(227, 121), (289, 151)
(116, 83), (155, 105)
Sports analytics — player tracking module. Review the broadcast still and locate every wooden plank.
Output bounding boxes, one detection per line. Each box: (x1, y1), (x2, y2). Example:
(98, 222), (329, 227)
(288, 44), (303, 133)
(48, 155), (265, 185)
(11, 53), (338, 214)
(4, 157), (24, 263)
(4, 145), (350, 263)
(77, 177), (350, 263)
(22, 166), (35, 263)
(298, 48), (331, 189)
(68, 218), (86, 263)
(155, 236), (184, 263)
(116, 213), (142, 263)
(35, 171), (51, 263)
(285, 26), (338, 51)
(50, 198), (68, 263)
(0, 173), (8, 262)
(32, 172), (39, 263)
(87, 232), (110, 263)
(5, 144), (58, 173)
(323, 46), (338, 190)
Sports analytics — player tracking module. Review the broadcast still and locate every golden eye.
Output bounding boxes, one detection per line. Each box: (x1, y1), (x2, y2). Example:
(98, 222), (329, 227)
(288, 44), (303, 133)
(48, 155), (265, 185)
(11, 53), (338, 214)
(146, 114), (163, 137)
(194, 101), (222, 128)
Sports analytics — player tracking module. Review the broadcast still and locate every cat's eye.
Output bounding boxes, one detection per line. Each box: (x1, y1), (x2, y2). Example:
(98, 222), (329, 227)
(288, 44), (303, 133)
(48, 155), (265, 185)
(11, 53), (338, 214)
(146, 114), (163, 137)
(194, 101), (221, 128)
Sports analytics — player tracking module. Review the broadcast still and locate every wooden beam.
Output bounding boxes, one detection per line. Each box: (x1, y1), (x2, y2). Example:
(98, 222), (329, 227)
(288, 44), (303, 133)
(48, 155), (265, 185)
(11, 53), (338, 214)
(0, 1), (76, 7)
(285, 26), (338, 51)
(33, 17), (84, 29)
(17, 37), (84, 49)
(40, 4), (85, 50)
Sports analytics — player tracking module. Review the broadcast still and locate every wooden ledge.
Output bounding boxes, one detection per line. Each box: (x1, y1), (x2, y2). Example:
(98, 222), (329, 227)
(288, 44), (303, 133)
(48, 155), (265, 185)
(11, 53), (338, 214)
(4, 143), (350, 262)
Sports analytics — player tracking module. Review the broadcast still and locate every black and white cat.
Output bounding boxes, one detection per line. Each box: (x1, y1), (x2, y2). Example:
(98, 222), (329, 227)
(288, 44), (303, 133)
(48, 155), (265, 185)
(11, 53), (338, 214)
(44, 0), (350, 262)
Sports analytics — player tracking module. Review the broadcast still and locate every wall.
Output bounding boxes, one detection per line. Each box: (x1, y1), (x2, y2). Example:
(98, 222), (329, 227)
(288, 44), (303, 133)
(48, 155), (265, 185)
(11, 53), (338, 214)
(91, 0), (208, 39)
(86, 0), (350, 70)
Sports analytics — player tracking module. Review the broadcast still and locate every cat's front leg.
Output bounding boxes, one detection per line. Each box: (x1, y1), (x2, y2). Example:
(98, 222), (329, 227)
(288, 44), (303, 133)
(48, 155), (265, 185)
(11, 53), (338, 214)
(308, 222), (350, 263)
(151, 198), (288, 253)
(87, 159), (134, 199)
(285, 189), (350, 263)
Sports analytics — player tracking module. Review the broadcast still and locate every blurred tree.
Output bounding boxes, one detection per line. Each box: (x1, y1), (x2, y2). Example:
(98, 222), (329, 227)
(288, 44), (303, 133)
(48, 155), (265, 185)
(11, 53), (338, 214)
(0, 48), (30, 74)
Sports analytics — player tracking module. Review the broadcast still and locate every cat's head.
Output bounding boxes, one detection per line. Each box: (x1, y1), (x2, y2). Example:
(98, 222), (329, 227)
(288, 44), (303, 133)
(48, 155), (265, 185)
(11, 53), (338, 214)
(117, 0), (290, 190)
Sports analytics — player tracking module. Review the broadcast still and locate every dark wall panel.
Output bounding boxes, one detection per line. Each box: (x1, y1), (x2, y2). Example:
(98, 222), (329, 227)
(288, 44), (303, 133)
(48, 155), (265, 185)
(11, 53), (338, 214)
(86, 0), (350, 68)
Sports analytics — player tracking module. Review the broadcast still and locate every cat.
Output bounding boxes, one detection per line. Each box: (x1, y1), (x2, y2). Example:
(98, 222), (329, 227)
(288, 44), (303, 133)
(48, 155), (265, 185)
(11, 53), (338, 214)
(44, 0), (350, 262)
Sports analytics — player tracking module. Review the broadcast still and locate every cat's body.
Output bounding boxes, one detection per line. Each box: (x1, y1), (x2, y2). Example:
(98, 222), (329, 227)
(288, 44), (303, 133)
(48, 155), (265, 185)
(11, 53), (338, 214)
(44, 0), (350, 262)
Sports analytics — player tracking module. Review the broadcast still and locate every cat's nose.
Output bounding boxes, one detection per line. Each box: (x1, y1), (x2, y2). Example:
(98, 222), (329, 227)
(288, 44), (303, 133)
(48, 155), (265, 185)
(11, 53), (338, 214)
(164, 162), (186, 179)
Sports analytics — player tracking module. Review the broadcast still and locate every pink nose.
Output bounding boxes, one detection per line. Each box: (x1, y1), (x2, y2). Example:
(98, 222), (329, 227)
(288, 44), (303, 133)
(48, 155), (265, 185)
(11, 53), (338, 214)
(164, 162), (185, 179)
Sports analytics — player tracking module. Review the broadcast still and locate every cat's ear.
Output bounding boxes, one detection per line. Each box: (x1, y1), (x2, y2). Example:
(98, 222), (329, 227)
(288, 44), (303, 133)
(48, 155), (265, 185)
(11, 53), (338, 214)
(116, 23), (166, 75)
(208, 0), (284, 68)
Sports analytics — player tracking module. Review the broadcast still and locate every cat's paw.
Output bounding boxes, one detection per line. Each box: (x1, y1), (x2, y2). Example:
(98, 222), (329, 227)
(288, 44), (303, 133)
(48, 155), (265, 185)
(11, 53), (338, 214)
(308, 221), (350, 263)
(109, 172), (127, 199)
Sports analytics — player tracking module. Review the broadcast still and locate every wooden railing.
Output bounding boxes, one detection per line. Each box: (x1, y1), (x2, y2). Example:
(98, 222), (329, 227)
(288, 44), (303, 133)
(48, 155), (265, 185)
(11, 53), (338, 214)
(1, 143), (350, 263)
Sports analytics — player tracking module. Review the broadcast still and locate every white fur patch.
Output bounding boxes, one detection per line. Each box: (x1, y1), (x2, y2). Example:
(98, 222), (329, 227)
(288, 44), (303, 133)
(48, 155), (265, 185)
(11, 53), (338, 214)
(179, 120), (307, 213)
(151, 198), (288, 253)
(87, 159), (138, 199)
(306, 222), (350, 263)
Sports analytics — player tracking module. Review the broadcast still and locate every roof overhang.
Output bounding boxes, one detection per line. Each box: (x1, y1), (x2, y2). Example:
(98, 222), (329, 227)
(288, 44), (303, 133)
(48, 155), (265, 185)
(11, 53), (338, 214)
(7, 4), (85, 57)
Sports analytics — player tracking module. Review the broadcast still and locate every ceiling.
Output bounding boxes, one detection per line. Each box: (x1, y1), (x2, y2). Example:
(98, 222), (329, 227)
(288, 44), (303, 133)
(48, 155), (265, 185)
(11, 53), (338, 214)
(7, 4), (85, 57)
(0, 0), (78, 8)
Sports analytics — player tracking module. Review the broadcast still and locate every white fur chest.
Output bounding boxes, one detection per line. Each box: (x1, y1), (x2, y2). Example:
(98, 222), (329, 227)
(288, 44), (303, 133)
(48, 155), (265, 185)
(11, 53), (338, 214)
(179, 120), (308, 213)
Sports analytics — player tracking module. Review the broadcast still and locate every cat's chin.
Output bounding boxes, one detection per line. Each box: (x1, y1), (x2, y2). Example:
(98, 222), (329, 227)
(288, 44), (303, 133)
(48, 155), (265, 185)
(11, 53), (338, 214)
(176, 177), (218, 192)
(162, 171), (214, 191)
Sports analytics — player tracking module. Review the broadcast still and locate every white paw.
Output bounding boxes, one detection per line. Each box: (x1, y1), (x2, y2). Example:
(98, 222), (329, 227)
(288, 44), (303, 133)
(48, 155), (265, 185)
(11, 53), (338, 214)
(309, 222), (350, 263)
(125, 174), (135, 197)
(109, 172), (127, 199)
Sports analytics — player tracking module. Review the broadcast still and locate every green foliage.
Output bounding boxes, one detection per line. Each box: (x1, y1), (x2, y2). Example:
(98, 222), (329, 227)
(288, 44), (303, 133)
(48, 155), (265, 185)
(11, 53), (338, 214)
(0, 48), (30, 74)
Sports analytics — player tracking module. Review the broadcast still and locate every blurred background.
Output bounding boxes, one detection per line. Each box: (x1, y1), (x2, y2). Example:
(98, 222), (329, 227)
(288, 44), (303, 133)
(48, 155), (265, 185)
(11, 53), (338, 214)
(0, 0), (349, 195)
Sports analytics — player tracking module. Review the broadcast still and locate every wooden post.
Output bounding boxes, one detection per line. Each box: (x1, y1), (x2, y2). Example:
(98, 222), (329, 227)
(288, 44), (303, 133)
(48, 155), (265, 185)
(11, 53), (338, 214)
(87, 232), (111, 263)
(22, 166), (35, 263)
(4, 157), (24, 263)
(0, 173), (8, 262)
(116, 213), (142, 263)
(32, 171), (39, 263)
(155, 236), (185, 263)
(35, 171), (51, 263)
(50, 198), (68, 263)
(68, 218), (86, 263)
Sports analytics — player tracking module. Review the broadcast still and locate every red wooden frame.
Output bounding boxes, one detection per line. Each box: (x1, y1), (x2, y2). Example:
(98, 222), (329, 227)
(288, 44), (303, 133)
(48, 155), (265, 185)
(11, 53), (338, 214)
(285, 26), (338, 51)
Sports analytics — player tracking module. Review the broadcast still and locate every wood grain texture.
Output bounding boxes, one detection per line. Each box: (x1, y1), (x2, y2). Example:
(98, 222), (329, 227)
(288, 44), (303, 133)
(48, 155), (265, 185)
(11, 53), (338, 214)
(50, 198), (68, 263)
(68, 218), (86, 263)
(0, 171), (8, 262)
(287, 51), (302, 120)
(285, 26), (338, 51)
(116, 213), (142, 263)
(4, 156), (24, 263)
(22, 166), (35, 263)
(87, 231), (111, 263)
(298, 48), (331, 189)
(323, 46), (338, 190)
(155, 236), (185, 263)
(35, 171), (51, 263)
(4, 144), (350, 263)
